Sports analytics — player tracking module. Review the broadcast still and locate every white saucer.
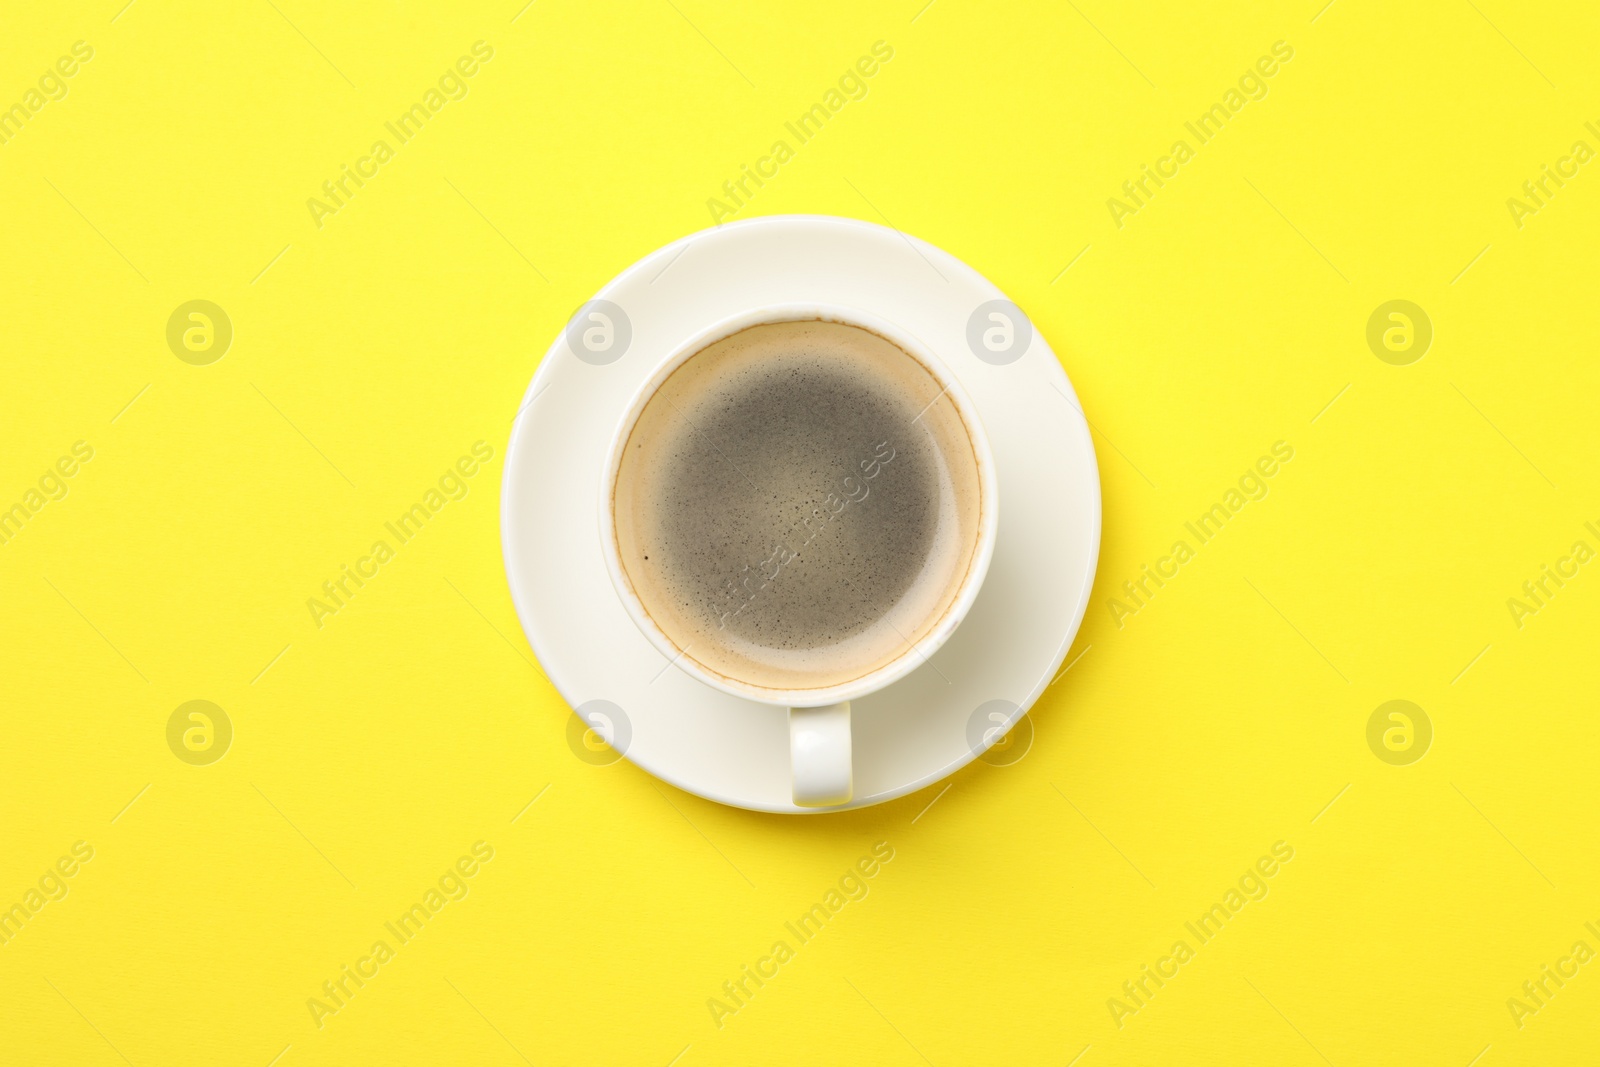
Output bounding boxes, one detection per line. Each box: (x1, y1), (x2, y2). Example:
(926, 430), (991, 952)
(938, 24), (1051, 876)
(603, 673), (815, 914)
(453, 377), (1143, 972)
(501, 215), (1100, 812)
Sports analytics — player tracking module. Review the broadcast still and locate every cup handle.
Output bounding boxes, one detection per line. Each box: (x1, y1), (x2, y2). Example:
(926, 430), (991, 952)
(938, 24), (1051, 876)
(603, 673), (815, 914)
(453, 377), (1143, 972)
(790, 702), (852, 807)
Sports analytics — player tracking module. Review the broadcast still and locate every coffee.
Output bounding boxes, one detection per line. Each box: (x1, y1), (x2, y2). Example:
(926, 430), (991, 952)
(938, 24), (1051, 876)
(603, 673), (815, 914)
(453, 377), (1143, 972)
(611, 319), (985, 694)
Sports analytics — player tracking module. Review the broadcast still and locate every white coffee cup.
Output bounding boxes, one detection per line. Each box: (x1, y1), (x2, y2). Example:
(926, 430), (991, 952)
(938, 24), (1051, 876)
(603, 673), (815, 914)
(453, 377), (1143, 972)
(598, 304), (998, 808)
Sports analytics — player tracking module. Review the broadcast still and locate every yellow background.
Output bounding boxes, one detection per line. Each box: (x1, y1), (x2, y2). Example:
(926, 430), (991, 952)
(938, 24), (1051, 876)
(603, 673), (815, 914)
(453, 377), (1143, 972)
(3, 0), (1598, 1063)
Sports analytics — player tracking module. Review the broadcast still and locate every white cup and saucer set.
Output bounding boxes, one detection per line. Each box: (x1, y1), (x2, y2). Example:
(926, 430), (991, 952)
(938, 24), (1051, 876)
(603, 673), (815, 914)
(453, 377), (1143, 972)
(501, 215), (1100, 813)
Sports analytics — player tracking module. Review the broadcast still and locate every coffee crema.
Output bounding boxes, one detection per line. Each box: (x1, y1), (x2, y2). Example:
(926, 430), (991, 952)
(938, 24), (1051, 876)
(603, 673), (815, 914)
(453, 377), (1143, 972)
(611, 319), (984, 694)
